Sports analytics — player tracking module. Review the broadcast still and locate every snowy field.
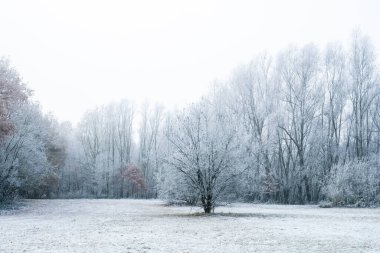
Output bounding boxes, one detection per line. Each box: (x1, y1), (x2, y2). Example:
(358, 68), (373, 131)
(1, 199), (380, 252)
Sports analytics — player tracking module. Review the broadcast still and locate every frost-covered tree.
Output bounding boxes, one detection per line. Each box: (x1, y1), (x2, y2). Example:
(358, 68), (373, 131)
(0, 57), (29, 140)
(277, 44), (323, 203)
(138, 102), (164, 197)
(321, 43), (347, 170)
(0, 102), (56, 201)
(165, 98), (243, 213)
(325, 155), (380, 206)
(76, 100), (136, 197)
(0, 58), (55, 202)
(347, 31), (379, 160)
(229, 53), (279, 201)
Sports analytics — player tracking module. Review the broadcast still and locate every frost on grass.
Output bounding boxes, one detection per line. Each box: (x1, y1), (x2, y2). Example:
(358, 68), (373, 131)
(1, 199), (380, 253)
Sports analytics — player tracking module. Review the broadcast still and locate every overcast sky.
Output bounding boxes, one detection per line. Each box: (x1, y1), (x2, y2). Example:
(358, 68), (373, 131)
(0, 0), (379, 125)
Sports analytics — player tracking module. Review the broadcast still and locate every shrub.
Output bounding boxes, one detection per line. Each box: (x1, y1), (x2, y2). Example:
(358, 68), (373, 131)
(325, 156), (380, 207)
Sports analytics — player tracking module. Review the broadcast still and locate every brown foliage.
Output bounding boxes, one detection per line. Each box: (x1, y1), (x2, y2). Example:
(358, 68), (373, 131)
(123, 164), (146, 191)
(0, 57), (29, 139)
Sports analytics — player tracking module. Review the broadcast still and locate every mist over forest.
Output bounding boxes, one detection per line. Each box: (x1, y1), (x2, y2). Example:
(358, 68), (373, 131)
(1, 31), (379, 213)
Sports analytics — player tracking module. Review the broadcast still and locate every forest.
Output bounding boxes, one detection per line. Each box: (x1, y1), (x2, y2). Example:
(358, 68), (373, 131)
(1, 31), (379, 213)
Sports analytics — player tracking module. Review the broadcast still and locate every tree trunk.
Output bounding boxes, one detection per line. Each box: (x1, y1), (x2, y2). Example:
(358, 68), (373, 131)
(201, 195), (213, 213)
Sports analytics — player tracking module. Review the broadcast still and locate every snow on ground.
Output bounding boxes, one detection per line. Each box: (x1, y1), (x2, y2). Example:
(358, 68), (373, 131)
(0, 199), (379, 252)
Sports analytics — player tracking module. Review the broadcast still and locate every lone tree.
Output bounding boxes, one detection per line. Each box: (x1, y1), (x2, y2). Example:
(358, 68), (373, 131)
(167, 99), (243, 213)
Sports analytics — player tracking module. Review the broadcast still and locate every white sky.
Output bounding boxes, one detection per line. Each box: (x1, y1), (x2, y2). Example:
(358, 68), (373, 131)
(0, 0), (379, 125)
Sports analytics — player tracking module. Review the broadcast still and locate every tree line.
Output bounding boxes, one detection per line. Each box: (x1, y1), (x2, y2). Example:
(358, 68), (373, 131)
(1, 31), (379, 212)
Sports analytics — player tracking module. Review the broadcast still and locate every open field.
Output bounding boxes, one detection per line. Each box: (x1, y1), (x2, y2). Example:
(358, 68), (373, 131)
(1, 199), (380, 252)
